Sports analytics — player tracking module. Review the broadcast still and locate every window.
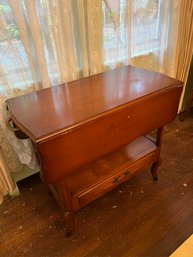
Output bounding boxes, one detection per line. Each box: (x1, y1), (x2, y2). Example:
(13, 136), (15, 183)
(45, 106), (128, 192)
(102, 0), (162, 64)
(0, 0), (163, 90)
(0, 0), (32, 89)
(132, 0), (161, 56)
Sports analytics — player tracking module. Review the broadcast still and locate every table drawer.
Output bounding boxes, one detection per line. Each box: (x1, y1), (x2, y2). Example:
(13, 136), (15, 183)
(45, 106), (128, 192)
(72, 150), (157, 209)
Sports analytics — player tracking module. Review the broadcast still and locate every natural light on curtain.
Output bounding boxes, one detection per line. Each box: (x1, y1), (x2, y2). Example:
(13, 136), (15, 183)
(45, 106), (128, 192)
(0, 0), (181, 91)
(0, 0), (192, 202)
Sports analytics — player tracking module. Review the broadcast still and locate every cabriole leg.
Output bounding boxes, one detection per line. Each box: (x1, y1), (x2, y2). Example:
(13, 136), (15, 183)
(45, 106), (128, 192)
(48, 182), (75, 237)
(151, 126), (164, 181)
(64, 211), (75, 237)
(57, 180), (76, 237)
(151, 160), (161, 181)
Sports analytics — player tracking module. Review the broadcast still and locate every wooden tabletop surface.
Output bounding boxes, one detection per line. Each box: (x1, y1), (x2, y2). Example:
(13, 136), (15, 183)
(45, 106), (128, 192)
(6, 65), (182, 142)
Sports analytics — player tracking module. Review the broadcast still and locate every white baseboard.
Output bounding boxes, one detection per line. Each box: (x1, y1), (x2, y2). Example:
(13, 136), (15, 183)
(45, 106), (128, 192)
(12, 164), (40, 183)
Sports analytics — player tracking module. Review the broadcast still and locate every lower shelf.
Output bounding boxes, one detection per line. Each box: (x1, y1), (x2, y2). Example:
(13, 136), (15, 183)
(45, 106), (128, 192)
(64, 136), (159, 210)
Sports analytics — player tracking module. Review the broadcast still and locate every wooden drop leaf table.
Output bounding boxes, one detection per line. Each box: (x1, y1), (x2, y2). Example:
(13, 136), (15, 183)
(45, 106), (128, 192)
(6, 65), (183, 236)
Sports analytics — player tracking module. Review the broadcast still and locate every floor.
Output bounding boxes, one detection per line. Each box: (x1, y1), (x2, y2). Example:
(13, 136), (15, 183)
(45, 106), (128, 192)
(0, 114), (193, 257)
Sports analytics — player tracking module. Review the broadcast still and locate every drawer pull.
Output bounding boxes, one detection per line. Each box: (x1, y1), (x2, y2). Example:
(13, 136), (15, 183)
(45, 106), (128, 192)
(6, 117), (20, 132)
(124, 170), (129, 176)
(6, 117), (29, 139)
(112, 170), (130, 184)
(112, 176), (120, 184)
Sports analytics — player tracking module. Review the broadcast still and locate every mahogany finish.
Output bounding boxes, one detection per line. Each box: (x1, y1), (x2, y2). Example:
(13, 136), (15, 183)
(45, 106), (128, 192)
(6, 65), (183, 236)
(64, 136), (159, 211)
(7, 65), (181, 142)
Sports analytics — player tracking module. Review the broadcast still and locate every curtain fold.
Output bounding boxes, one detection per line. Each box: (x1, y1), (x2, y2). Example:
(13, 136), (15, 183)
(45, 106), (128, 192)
(174, 0), (193, 110)
(0, 147), (18, 204)
(8, 0), (40, 91)
(0, 0), (192, 204)
(24, 0), (51, 89)
(86, 0), (103, 75)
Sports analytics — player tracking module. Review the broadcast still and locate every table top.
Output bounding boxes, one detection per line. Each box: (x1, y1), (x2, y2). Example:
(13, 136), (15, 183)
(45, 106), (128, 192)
(6, 65), (183, 142)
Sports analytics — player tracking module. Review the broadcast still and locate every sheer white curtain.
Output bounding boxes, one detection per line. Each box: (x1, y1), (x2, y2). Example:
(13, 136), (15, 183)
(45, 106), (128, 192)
(0, 0), (192, 203)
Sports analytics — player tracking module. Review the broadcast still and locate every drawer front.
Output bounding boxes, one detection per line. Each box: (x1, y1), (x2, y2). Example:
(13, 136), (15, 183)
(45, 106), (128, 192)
(38, 86), (181, 183)
(77, 169), (130, 208)
(72, 151), (158, 209)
